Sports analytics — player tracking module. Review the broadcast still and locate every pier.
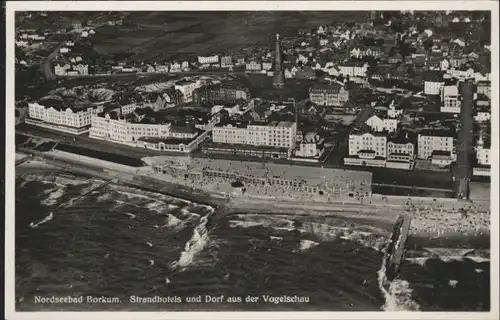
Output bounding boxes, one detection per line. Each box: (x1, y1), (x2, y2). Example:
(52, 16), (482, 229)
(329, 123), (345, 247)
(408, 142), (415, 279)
(15, 154), (33, 166)
(385, 214), (412, 281)
(58, 179), (115, 209)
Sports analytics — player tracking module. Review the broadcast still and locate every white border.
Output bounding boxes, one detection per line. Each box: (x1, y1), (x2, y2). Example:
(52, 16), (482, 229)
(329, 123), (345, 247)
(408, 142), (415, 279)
(5, 2), (499, 320)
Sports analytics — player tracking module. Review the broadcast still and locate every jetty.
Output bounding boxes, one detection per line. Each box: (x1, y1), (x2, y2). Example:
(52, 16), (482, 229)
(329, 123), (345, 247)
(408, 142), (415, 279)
(384, 214), (412, 282)
(59, 179), (115, 209)
(15, 154), (33, 166)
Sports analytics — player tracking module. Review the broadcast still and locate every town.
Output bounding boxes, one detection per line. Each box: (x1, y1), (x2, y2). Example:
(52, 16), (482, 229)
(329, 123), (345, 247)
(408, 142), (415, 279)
(15, 10), (491, 207)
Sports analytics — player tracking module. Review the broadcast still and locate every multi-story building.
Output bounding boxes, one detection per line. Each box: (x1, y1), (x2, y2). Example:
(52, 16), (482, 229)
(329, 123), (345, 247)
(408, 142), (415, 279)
(246, 61), (262, 71)
(174, 80), (201, 103)
(170, 62), (181, 73)
(73, 64), (88, 76)
(387, 136), (414, 159)
(89, 108), (207, 153)
(156, 64), (169, 73)
(339, 61), (368, 78)
(477, 81), (491, 99)
(262, 62), (273, 71)
(309, 84), (349, 107)
(474, 110), (491, 123)
(27, 102), (96, 134)
(475, 133), (490, 166)
(424, 72), (444, 95)
(163, 87), (185, 106)
(447, 67), (475, 81)
(212, 120), (297, 149)
(348, 130), (388, 158)
(198, 55), (219, 64)
(193, 81), (251, 103)
(440, 85), (461, 113)
(417, 129), (455, 160)
(54, 63), (71, 76)
(365, 114), (398, 133)
(220, 56), (233, 68)
(385, 132), (415, 170)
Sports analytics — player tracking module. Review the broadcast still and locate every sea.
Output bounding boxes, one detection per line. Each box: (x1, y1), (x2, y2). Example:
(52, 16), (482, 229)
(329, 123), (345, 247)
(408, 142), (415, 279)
(15, 170), (491, 312)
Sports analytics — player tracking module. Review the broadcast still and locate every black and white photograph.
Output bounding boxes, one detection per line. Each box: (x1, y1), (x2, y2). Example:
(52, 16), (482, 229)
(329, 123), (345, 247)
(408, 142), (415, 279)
(5, 1), (499, 319)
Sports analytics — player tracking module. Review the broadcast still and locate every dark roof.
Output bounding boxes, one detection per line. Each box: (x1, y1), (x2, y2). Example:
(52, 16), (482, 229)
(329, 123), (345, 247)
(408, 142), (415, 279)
(424, 71), (444, 82)
(388, 131), (413, 144)
(310, 84), (343, 94)
(419, 129), (456, 138)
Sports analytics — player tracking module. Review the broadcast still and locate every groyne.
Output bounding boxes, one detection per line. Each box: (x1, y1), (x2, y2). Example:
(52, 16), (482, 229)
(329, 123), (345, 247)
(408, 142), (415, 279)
(384, 214), (412, 282)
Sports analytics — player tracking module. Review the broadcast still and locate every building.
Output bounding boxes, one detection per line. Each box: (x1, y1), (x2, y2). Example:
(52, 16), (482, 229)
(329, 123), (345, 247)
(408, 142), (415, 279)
(174, 80), (200, 103)
(170, 62), (181, 73)
(54, 63), (71, 76)
(474, 110), (491, 123)
(447, 67), (475, 81)
(152, 157), (372, 199)
(440, 85), (461, 113)
(292, 132), (325, 162)
(246, 61), (262, 71)
(156, 64), (169, 73)
(212, 120), (297, 150)
(73, 64), (89, 76)
(477, 81), (491, 99)
(365, 114), (398, 133)
(193, 81), (251, 103)
(26, 102), (96, 134)
(424, 72), (445, 95)
(339, 61), (368, 78)
(347, 127), (388, 159)
(89, 107), (207, 153)
(385, 132), (415, 170)
(198, 55), (219, 64)
(475, 133), (491, 166)
(220, 56), (233, 68)
(417, 129), (455, 160)
(163, 88), (185, 106)
(309, 84), (349, 107)
(262, 62), (273, 71)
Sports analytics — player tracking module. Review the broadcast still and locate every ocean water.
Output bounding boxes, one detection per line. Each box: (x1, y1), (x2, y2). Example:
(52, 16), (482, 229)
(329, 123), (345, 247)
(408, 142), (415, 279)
(15, 171), (490, 311)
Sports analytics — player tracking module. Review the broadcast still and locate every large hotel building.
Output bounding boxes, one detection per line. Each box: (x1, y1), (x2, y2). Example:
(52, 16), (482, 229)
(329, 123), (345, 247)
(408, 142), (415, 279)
(89, 106), (208, 153)
(205, 120), (297, 159)
(27, 102), (102, 134)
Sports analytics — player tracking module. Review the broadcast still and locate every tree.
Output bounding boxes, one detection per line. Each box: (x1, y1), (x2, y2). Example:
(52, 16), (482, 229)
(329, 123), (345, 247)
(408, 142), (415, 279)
(423, 39), (433, 52)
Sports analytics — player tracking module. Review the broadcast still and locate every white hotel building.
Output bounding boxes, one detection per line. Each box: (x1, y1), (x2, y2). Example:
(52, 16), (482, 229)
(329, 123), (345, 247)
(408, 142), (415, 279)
(212, 121), (297, 150)
(440, 85), (461, 113)
(27, 102), (101, 134)
(417, 130), (456, 164)
(198, 55), (219, 64)
(90, 110), (207, 153)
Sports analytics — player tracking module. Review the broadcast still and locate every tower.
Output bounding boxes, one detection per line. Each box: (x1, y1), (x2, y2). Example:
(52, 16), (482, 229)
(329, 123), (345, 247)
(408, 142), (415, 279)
(273, 33), (285, 89)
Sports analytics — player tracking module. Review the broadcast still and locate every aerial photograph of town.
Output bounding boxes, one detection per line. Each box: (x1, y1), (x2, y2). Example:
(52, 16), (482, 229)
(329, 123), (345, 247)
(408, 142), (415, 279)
(11, 7), (495, 315)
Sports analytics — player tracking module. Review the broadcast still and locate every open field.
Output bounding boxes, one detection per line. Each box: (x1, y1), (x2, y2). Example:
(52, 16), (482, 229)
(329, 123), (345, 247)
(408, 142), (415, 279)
(85, 11), (369, 62)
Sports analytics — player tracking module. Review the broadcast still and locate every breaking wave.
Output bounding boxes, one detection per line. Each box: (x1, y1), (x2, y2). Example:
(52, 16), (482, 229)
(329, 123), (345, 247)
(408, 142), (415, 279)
(172, 215), (211, 271)
(377, 244), (421, 311)
(30, 212), (54, 228)
(297, 239), (319, 251)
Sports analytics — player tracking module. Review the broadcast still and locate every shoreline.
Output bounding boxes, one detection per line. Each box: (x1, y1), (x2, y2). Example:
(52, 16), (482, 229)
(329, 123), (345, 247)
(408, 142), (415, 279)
(15, 152), (490, 244)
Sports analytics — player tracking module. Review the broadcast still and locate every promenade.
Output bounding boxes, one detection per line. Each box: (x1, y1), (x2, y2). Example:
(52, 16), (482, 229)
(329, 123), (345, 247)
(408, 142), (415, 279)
(15, 148), (490, 240)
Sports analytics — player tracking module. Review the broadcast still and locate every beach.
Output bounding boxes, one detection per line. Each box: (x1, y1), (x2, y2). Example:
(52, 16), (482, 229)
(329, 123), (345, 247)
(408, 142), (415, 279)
(15, 150), (491, 242)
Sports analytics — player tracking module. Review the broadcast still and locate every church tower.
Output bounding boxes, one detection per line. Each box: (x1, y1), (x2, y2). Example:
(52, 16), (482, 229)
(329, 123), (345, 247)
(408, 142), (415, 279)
(273, 33), (285, 89)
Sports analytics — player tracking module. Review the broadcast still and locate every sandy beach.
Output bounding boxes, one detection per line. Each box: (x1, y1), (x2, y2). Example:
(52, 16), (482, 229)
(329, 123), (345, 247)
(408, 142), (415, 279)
(15, 151), (491, 240)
